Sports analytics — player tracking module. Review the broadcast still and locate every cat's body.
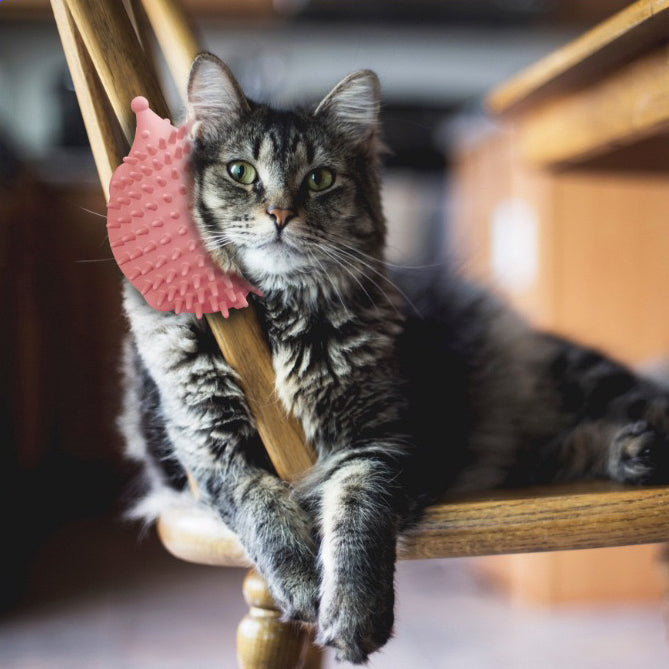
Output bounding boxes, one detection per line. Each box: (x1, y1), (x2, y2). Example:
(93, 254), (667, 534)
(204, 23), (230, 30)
(120, 54), (669, 663)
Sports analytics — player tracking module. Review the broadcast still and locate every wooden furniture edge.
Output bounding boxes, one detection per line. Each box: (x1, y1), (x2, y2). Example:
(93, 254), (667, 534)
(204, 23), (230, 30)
(512, 42), (669, 167)
(140, 0), (201, 102)
(157, 505), (253, 567)
(50, 0), (128, 197)
(157, 483), (669, 567)
(488, 0), (669, 115)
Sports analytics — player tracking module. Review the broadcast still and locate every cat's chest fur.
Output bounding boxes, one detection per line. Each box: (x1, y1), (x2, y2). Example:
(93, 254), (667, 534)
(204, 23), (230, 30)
(256, 287), (401, 452)
(262, 297), (353, 444)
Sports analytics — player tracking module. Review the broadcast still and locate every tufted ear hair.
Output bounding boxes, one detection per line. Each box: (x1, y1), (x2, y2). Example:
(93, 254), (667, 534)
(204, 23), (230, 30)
(314, 70), (381, 145)
(187, 53), (250, 142)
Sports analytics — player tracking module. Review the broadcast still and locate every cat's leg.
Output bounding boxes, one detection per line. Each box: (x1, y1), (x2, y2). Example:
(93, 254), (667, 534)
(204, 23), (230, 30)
(207, 455), (320, 621)
(532, 411), (669, 486)
(608, 413), (669, 484)
(307, 449), (402, 664)
(531, 341), (669, 485)
(124, 284), (319, 620)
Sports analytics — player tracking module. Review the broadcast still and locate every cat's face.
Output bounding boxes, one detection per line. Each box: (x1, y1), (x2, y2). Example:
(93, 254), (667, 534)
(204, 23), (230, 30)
(187, 54), (385, 286)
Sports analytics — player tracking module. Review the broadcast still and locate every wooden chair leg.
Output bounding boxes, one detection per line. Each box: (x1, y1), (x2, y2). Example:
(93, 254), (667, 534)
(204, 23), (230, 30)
(237, 569), (319, 669)
(301, 631), (324, 669)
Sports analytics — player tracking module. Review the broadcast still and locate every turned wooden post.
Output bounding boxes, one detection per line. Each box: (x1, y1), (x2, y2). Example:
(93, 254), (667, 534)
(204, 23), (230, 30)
(237, 570), (320, 669)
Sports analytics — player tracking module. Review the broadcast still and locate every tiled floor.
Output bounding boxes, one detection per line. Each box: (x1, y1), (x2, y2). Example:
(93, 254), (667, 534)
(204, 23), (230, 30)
(2, 517), (668, 668)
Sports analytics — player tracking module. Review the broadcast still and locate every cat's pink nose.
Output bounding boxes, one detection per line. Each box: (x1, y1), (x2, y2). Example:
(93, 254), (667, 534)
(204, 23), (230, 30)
(267, 207), (296, 230)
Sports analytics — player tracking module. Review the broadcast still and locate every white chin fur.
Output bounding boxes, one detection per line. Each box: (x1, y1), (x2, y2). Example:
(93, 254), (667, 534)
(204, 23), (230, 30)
(242, 243), (311, 279)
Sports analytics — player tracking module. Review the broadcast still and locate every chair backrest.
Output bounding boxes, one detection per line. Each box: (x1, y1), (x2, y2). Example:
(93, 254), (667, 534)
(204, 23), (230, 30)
(51, 0), (316, 482)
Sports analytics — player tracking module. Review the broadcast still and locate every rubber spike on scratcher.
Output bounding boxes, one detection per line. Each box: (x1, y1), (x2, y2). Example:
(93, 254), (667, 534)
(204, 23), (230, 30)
(107, 97), (259, 318)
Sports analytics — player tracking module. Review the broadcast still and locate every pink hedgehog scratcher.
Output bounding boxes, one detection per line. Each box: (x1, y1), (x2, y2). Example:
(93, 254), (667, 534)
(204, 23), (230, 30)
(106, 96), (259, 318)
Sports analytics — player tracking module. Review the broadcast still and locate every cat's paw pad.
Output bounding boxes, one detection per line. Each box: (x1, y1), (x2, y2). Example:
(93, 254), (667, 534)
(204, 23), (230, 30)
(610, 421), (669, 484)
(316, 595), (394, 664)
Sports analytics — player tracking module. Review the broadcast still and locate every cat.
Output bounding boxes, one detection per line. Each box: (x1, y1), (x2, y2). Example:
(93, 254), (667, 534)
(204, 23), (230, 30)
(120, 52), (669, 663)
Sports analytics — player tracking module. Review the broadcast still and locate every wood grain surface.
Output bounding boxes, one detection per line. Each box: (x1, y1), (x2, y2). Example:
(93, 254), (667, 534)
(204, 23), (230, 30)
(157, 482), (669, 567)
(64, 0), (169, 142)
(140, 0), (201, 100)
(237, 570), (315, 669)
(488, 0), (669, 115)
(487, 0), (669, 167)
(512, 43), (669, 166)
(399, 483), (669, 559)
(51, 1), (129, 197)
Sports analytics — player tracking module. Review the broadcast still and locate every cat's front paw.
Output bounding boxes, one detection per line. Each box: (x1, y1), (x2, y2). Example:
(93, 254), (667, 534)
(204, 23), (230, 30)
(316, 583), (394, 664)
(268, 566), (320, 623)
(610, 421), (669, 484)
(257, 532), (320, 623)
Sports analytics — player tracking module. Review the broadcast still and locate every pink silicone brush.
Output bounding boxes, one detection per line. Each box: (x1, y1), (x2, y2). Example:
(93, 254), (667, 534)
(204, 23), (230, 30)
(106, 96), (259, 318)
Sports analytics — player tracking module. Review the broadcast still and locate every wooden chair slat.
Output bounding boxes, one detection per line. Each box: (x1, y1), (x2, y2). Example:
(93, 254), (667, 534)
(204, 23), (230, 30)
(52, 0), (315, 482)
(157, 482), (669, 567)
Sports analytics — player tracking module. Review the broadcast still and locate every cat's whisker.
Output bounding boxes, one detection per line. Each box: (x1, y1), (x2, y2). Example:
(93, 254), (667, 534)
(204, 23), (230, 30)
(321, 265), (352, 314)
(318, 231), (395, 268)
(300, 230), (380, 264)
(306, 249), (350, 313)
(78, 206), (108, 220)
(317, 245), (376, 308)
(200, 238), (233, 246)
(321, 230), (441, 272)
(331, 248), (422, 317)
(326, 248), (405, 319)
(319, 230), (442, 271)
(200, 238), (234, 246)
(319, 241), (422, 318)
(308, 235), (390, 304)
(318, 245), (382, 312)
(199, 235), (235, 252)
(199, 232), (233, 241)
(202, 244), (232, 250)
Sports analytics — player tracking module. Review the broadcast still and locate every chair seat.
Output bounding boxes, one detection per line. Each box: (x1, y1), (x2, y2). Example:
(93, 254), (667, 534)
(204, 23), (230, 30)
(157, 482), (669, 567)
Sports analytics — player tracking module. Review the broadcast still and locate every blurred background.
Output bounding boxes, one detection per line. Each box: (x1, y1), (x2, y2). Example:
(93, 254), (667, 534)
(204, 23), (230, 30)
(3, 0), (669, 667)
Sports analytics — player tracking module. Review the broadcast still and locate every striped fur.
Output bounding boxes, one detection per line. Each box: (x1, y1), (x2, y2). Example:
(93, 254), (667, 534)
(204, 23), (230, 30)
(119, 54), (669, 663)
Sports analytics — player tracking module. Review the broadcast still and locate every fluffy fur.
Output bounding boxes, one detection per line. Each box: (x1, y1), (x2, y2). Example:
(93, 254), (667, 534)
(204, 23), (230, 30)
(119, 53), (669, 663)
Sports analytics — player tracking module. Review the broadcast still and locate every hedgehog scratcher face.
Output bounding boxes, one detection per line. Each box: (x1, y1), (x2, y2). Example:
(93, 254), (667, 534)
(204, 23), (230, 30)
(107, 97), (259, 318)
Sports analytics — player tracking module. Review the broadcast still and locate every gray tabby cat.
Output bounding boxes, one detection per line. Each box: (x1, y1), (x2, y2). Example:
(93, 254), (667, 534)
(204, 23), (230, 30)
(121, 53), (669, 663)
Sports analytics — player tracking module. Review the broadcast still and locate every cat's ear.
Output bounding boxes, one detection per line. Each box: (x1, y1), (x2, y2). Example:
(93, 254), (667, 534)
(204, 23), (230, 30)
(314, 70), (381, 145)
(187, 53), (249, 142)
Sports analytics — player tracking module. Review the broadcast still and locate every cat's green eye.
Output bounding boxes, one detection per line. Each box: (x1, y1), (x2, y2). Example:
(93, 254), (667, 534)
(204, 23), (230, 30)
(306, 167), (335, 192)
(227, 160), (257, 185)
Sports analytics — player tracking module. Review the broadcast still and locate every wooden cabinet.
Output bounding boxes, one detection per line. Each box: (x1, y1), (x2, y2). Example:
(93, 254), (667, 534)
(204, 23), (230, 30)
(451, 126), (669, 365)
(451, 128), (669, 603)
(450, 0), (669, 604)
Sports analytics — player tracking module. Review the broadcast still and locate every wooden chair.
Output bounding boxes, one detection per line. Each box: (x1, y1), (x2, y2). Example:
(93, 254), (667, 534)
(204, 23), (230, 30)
(51, 1), (669, 667)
